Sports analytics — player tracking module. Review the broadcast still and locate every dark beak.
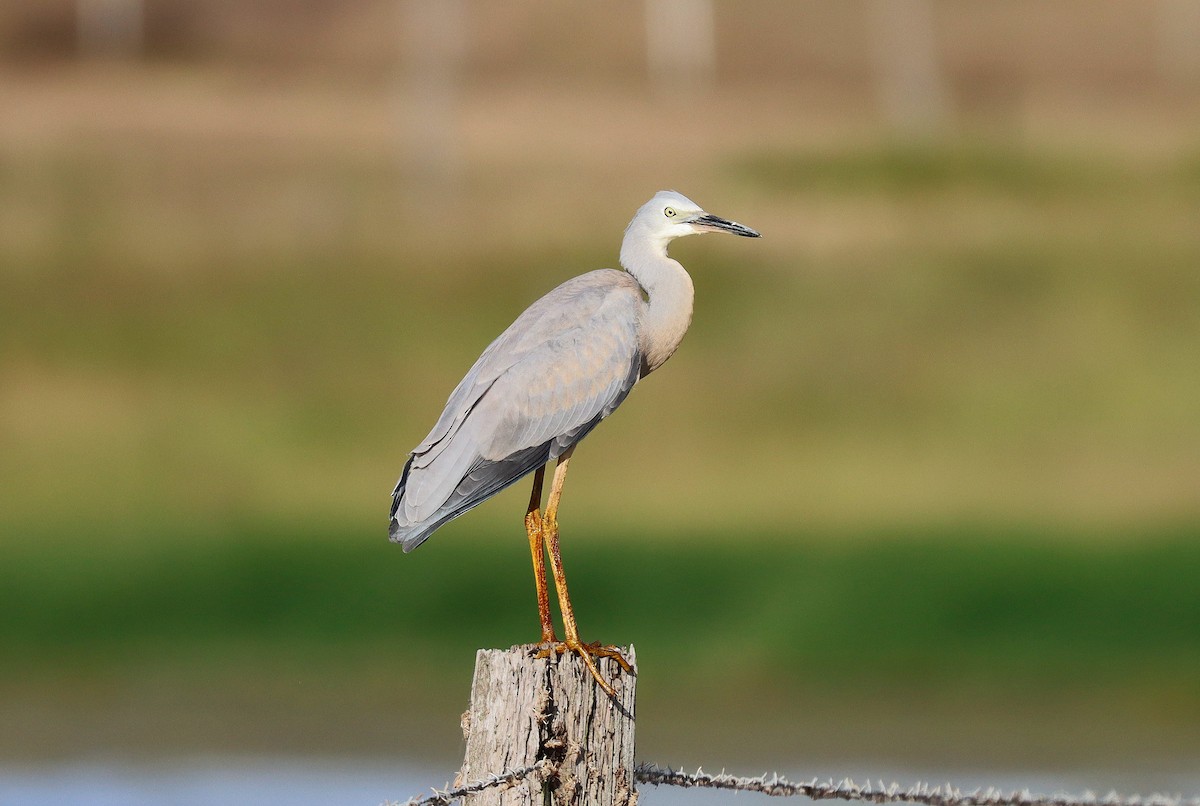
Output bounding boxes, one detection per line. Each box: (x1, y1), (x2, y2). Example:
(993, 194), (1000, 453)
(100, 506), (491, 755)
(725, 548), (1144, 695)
(692, 213), (761, 238)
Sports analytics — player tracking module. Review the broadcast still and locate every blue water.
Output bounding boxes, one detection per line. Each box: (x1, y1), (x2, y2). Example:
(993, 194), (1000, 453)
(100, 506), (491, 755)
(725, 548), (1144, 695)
(1, 758), (1196, 806)
(0, 759), (432, 806)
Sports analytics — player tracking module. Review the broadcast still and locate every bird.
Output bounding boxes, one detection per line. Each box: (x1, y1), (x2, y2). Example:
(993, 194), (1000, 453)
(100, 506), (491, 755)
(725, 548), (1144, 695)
(389, 190), (759, 695)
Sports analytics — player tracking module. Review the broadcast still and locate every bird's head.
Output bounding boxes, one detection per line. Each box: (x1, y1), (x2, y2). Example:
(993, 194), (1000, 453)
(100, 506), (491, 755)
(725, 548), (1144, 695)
(630, 190), (761, 244)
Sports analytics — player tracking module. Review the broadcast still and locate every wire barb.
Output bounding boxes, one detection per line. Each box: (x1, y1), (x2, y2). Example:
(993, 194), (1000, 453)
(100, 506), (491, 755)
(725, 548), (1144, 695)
(633, 764), (1200, 806)
(385, 760), (552, 806)
(389, 760), (1200, 806)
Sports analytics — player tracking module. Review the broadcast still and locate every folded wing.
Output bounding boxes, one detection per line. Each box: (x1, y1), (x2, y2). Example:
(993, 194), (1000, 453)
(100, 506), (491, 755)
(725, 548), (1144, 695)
(389, 269), (643, 551)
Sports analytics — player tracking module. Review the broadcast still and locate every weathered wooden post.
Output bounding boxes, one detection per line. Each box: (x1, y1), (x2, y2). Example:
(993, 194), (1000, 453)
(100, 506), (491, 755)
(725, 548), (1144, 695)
(865, 0), (952, 139)
(398, 0), (465, 200)
(645, 0), (716, 95)
(457, 646), (637, 806)
(1156, 0), (1200, 85)
(77, 0), (144, 58)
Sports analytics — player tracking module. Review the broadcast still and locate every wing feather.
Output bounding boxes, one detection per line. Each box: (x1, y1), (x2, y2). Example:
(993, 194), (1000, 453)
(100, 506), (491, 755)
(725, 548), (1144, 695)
(389, 269), (644, 547)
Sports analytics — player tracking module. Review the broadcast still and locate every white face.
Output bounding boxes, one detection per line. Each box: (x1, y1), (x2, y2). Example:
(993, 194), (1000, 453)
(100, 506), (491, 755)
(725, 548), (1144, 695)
(631, 190), (760, 241)
(643, 190), (706, 237)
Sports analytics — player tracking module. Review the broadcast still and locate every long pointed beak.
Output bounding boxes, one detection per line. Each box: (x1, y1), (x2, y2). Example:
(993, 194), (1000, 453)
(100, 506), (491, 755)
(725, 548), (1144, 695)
(691, 213), (761, 238)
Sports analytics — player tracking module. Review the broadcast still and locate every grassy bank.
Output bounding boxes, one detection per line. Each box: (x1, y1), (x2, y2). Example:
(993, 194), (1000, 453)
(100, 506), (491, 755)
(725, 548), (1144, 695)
(5, 520), (1198, 689)
(3, 520), (1198, 765)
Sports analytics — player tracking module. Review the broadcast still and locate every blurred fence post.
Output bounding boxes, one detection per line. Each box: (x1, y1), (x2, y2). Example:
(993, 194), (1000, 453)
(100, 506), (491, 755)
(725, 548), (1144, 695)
(645, 0), (716, 94)
(865, 0), (951, 139)
(77, 0), (144, 58)
(399, 0), (466, 200)
(1156, 0), (1200, 85)
(459, 646), (637, 806)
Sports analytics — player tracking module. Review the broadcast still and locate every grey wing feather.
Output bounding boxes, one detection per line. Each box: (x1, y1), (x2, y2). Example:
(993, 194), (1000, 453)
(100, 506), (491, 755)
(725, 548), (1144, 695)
(389, 269), (643, 551)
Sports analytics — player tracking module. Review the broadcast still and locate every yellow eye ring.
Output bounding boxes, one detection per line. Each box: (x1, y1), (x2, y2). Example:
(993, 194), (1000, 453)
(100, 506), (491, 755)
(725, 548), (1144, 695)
(664, 207), (677, 218)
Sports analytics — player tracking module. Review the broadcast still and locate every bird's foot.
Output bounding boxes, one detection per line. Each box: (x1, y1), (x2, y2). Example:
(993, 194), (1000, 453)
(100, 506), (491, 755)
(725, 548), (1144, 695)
(532, 639), (633, 698)
(535, 639), (632, 671)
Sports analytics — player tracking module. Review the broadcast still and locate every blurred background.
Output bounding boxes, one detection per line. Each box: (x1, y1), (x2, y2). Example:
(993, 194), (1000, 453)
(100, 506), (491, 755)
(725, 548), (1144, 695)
(1, 0), (1199, 802)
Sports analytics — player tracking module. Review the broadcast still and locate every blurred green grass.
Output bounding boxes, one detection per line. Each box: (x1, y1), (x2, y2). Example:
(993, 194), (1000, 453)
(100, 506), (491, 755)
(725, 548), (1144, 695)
(4, 518), (1200, 763)
(4, 519), (1198, 695)
(734, 142), (1200, 198)
(4, 525), (1195, 762)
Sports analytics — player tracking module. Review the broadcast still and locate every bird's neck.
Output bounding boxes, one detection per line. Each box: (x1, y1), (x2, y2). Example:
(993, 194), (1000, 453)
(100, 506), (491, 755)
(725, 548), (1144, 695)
(621, 232), (695, 376)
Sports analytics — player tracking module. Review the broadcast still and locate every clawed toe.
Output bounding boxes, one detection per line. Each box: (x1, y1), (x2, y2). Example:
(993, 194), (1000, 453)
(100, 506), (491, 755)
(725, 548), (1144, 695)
(530, 639), (631, 697)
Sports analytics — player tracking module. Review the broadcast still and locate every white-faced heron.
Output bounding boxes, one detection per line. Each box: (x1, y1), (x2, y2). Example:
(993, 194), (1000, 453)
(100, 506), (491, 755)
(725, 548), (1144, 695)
(389, 190), (760, 694)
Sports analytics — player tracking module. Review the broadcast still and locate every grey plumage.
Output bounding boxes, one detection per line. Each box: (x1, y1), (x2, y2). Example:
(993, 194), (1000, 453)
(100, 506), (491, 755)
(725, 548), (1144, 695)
(390, 270), (643, 551)
(389, 190), (760, 552)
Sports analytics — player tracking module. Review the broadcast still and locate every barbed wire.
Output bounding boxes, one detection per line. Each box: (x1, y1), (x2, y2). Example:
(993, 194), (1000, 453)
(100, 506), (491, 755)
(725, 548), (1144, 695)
(388, 761), (1199, 806)
(384, 760), (552, 806)
(634, 764), (1200, 806)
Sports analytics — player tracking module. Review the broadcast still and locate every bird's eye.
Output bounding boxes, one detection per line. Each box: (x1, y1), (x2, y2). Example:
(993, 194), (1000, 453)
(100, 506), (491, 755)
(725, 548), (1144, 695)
(664, 207), (677, 218)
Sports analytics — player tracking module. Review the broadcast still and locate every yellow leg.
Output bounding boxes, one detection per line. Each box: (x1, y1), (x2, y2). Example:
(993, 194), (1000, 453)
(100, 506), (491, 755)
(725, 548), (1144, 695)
(525, 465), (557, 644)
(539, 446), (633, 697)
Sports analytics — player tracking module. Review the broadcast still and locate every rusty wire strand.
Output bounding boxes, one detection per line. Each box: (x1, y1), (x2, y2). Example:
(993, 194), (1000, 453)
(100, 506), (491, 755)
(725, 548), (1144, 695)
(634, 764), (1200, 806)
(389, 760), (1199, 806)
(385, 759), (552, 806)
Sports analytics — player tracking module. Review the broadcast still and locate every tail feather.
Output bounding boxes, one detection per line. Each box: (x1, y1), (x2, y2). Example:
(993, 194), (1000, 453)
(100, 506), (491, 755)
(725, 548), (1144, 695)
(389, 456), (414, 521)
(388, 440), (555, 552)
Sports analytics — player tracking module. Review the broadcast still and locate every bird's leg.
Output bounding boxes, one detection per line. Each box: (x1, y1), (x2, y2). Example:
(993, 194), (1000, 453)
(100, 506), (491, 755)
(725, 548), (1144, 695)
(538, 447), (634, 697)
(525, 465), (557, 644)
